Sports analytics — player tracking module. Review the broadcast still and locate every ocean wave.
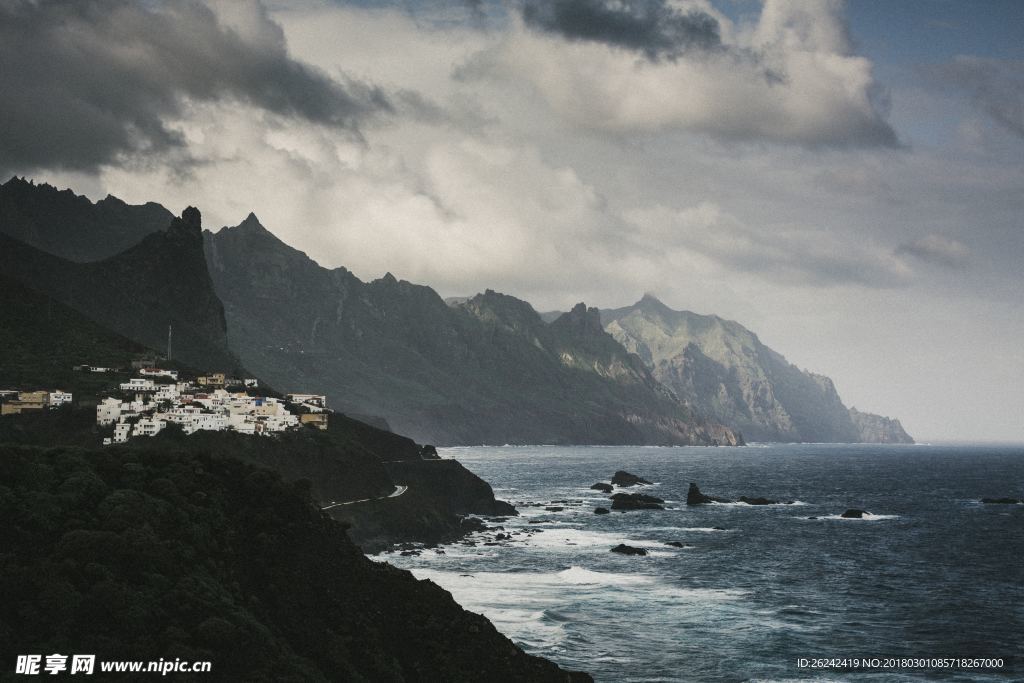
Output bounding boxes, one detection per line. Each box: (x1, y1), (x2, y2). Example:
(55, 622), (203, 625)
(806, 513), (900, 521)
(709, 500), (809, 507)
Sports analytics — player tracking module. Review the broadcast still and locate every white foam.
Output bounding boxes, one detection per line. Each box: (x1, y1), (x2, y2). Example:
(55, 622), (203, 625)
(644, 526), (732, 533)
(811, 513), (900, 521)
(709, 500), (808, 507)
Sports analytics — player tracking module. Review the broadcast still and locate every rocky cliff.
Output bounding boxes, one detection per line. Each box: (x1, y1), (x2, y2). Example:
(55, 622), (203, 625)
(0, 207), (239, 372)
(848, 407), (914, 444)
(602, 295), (912, 444)
(203, 216), (740, 446)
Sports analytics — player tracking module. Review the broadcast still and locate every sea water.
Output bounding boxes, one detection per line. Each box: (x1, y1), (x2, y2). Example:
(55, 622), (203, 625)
(379, 444), (1024, 682)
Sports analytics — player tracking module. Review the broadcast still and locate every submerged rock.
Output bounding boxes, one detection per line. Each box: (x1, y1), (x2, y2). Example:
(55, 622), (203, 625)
(610, 544), (647, 556)
(594, 507), (610, 515)
(686, 482), (731, 505)
(612, 471), (652, 487)
(664, 541), (685, 548)
(981, 497), (1022, 504)
(610, 492), (664, 511)
(590, 482), (614, 493)
(841, 509), (868, 519)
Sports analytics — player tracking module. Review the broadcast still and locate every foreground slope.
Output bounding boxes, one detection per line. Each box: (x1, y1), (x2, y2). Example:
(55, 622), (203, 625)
(0, 444), (589, 681)
(602, 295), (913, 443)
(204, 216), (740, 446)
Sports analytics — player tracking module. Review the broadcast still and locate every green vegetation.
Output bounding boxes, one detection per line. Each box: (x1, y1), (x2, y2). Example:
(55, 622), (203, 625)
(0, 444), (588, 681)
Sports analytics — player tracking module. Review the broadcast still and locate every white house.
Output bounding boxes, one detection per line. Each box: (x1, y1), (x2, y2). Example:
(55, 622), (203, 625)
(134, 417), (166, 437)
(139, 368), (179, 380)
(120, 378), (157, 392)
(48, 391), (73, 407)
(113, 422), (132, 443)
(96, 397), (123, 426)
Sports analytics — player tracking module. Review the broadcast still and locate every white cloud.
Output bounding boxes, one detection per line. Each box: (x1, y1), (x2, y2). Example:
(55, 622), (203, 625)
(459, 0), (896, 147)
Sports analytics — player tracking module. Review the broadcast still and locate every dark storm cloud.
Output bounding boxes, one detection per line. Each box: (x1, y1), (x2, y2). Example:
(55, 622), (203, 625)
(930, 56), (1024, 139)
(0, 0), (392, 173)
(519, 0), (721, 61)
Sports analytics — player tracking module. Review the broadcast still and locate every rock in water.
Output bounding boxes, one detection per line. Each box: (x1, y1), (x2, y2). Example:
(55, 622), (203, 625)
(841, 509), (868, 518)
(664, 541), (685, 548)
(612, 470), (652, 486)
(590, 482), (614, 493)
(981, 497), (1022, 504)
(611, 544), (647, 556)
(594, 507), (610, 515)
(686, 482), (731, 505)
(739, 496), (777, 505)
(610, 493), (664, 511)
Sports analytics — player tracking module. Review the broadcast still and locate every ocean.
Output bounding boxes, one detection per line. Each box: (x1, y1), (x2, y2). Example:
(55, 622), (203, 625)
(378, 444), (1023, 682)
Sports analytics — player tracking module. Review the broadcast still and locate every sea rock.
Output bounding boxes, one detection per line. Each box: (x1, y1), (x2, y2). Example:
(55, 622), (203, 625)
(664, 541), (685, 548)
(545, 506), (565, 512)
(610, 492), (664, 511)
(686, 482), (731, 506)
(611, 470), (652, 487)
(841, 509), (868, 519)
(594, 507), (610, 515)
(460, 516), (487, 531)
(590, 482), (614, 493)
(739, 496), (777, 505)
(610, 544), (647, 556)
(981, 497), (1022, 504)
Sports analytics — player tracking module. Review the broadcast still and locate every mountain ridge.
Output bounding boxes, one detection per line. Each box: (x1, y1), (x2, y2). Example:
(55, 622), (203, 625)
(203, 216), (740, 446)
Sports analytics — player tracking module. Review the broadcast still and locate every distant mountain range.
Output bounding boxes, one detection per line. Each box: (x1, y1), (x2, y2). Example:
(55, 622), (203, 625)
(601, 295), (912, 443)
(203, 215), (738, 446)
(0, 177), (911, 445)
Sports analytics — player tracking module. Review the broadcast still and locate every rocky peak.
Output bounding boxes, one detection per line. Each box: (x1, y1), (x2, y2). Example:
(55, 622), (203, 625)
(166, 206), (203, 243)
(555, 302), (605, 336)
(237, 212), (265, 231)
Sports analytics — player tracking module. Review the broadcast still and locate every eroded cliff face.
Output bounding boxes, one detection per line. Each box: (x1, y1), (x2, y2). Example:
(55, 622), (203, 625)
(603, 295), (912, 444)
(848, 407), (914, 444)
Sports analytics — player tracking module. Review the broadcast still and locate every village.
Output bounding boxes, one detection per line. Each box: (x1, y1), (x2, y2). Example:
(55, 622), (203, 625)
(0, 361), (328, 444)
(98, 371), (328, 444)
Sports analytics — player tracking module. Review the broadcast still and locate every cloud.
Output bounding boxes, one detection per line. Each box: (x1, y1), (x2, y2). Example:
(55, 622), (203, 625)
(930, 56), (1024, 139)
(461, 0), (898, 148)
(519, 0), (722, 61)
(0, 0), (392, 173)
(895, 234), (970, 269)
(626, 202), (913, 287)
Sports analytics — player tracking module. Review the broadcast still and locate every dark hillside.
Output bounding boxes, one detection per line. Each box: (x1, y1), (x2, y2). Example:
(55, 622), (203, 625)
(0, 444), (590, 681)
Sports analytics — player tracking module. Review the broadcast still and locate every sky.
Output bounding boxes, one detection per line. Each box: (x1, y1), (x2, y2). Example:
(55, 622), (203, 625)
(1, 0), (1021, 442)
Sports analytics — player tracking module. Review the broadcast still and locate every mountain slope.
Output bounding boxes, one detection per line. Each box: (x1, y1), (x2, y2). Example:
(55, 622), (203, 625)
(0, 176), (172, 261)
(0, 272), (150, 392)
(0, 207), (239, 372)
(602, 295), (913, 444)
(204, 217), (740, 446)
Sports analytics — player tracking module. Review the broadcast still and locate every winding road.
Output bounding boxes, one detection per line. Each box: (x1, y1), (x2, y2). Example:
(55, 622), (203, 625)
(320, 484), (408, 511)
